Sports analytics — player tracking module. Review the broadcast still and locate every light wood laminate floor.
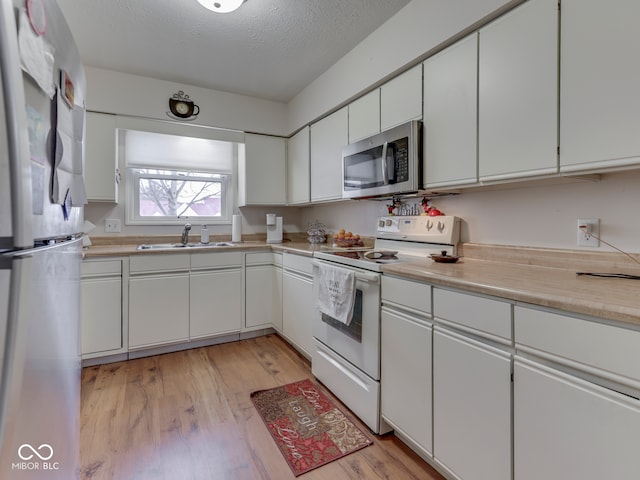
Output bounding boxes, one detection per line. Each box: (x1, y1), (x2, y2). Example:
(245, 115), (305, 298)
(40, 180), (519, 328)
(80, 334), (445, 480)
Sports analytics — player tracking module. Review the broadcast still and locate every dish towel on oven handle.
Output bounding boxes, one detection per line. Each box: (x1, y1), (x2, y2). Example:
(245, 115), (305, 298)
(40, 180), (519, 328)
(314, 262), (356, 326)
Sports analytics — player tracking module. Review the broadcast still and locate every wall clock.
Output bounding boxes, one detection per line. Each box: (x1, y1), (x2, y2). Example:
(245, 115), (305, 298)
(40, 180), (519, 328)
(167, 91), (200, 120)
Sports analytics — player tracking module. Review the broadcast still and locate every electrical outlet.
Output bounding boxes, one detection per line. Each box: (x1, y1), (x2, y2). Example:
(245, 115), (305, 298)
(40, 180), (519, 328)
(577, 218), (600, 247)
(105, 218), (121, 233)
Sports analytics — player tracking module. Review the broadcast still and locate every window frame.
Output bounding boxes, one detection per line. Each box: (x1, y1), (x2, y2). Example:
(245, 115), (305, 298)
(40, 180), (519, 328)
(116, 117), (243, 227)
(126, 168), (232, 226)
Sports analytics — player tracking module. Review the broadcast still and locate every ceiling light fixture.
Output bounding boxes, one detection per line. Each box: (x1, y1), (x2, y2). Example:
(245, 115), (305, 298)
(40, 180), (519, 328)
(196, 0), (246, 14)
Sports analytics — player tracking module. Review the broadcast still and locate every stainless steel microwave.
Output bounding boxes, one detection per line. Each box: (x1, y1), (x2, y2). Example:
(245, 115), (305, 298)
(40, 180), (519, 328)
(342, 120), (422, 199)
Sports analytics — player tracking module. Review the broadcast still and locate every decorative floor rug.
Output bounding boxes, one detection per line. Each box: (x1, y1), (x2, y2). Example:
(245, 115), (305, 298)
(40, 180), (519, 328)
(250, 378), (373, 476)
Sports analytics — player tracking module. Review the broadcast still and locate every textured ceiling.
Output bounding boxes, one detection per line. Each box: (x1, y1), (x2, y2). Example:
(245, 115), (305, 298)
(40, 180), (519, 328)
(56, 0), (411, 102)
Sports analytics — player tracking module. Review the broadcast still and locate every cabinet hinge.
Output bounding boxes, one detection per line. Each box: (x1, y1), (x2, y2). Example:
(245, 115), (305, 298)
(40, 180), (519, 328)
(511, 372), (514, 383)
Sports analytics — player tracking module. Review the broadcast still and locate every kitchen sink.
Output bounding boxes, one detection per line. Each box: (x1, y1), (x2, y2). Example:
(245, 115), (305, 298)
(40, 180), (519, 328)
(137, 242), (235, 250)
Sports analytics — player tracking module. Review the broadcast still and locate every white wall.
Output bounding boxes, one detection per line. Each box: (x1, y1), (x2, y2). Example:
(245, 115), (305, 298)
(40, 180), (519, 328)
(85, 0), (640, 256)
(287, 0), (517, 132)
(83, 66), (293, 238)
(85, 67), (288, 136)
(299, 171), (640, 254)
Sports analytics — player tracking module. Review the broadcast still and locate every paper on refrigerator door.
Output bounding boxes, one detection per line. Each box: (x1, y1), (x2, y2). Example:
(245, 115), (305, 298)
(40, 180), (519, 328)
(52, 90), (86, 206)
(17, 9), (55, 98)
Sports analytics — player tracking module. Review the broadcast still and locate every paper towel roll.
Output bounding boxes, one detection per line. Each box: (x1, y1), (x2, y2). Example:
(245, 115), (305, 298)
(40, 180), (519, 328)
(232, 214), (242, 242)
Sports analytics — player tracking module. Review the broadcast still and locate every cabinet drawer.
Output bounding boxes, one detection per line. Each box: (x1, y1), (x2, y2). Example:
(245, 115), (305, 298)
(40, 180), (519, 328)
(245, 252), (274, 266)
(283, 252), (313, 275)
(381, 275), (431, 315)
(190, 251), (242, 269)
(433, 288), (511, 340)
(515, 306), (640, 384)
(82, 259), (121, 277)
(130, 254), (190, 274)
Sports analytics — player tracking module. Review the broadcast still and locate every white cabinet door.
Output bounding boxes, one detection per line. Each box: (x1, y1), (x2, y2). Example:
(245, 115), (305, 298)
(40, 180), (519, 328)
(433, 327), (511, 480)
(129, 274), (189, 348)
(478, 0), (558, 181)
(282, 270), (314, 358)
(424, 34), (478, 188)
(348, 89), (380, 143)
(287, 126), (310, 205)
(381, 307), (433, 457)
(560, 0), (640, 172)
(81, 277), (122, 355)
(272, 264), (283, 331)
(190, 270), (242, 338)
(245, 265), (277, 329)
(381, 64), (423, 131)
(239, 133), (286, 206)
(514, 358), (640, 480)
(85, 111), (118, 202)
(310, 107), (348, 202)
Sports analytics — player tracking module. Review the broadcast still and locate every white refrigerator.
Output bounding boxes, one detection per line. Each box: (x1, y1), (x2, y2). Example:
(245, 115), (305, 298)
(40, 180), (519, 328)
(0, 0), (86, 478)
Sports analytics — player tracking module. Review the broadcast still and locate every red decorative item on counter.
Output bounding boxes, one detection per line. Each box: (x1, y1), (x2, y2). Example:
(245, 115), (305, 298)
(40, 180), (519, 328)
(421, 197), (444, 216)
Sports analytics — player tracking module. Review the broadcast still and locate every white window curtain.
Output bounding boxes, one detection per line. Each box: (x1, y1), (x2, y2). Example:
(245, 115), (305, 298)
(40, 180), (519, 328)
(122, 130), (235, 173)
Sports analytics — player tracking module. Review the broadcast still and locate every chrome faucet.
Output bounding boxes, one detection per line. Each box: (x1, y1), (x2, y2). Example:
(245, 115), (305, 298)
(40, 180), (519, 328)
(181, 223), (192, 245)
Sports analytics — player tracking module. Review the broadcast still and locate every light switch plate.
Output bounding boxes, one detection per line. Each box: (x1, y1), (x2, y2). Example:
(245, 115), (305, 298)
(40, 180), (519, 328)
(105, 218), (121, 233)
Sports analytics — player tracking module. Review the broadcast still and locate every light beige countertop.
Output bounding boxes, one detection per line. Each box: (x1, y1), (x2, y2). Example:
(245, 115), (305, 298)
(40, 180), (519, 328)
(381, 243), (640, 327)
(83, 237), (640, 327)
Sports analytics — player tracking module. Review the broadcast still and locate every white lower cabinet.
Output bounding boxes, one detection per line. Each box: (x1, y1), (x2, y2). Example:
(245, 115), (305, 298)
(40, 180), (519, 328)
(129, 273), (190, 349)
(190, 251), (242, 339)
(245, 252), (282, 331)
(81, 259), (124, 357)
(282, 253), (314, 358)
(381, 307), (433, 458)
(190, 270), (242, 339)
(433, 326), (512, 480)
(129, 254), (191, 349)
(513, 305), (640, 480)
(514, 357), (640, 480)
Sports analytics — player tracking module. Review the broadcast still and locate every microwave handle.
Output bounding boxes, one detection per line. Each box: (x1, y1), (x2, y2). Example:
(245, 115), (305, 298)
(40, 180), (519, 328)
(381, 141), (389, 185)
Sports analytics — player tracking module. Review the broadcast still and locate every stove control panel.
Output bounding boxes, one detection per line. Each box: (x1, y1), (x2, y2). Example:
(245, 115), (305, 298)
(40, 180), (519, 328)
(377, 215), (460, 244)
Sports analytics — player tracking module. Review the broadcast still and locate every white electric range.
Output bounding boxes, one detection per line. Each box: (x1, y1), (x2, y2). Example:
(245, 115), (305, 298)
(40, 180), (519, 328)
(311, 216), (460, 434)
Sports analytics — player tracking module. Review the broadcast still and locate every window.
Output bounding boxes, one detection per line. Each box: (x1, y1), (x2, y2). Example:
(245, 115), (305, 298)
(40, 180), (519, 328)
(120, 122), (243, 225)
(131, 168), (229, 219)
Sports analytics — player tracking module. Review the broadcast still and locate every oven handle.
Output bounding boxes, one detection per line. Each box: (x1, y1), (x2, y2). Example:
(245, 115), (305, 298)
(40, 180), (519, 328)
(311, 260), (380, 283)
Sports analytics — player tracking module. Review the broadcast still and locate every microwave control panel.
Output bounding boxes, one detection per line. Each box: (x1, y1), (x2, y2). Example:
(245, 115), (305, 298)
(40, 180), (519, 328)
(393, 137), (409, 182)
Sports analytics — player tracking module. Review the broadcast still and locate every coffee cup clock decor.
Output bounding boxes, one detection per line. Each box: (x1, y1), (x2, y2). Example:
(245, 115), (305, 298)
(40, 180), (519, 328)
(167, 90), (200, 120)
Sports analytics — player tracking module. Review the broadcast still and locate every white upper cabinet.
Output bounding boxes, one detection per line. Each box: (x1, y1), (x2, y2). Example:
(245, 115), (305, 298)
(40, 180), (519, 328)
(310, 107), (348, 202)
(347, 64), (422, 145)
(423, 33), (478, 188)
(560, 0), (640, 172)
(85, 111), (119, 203)
(238, 133), (287, 206)
(348, 90), (381, 143)
(286, 126), (310, 205)
(380, 64), (423, 131)
(478, 0), (558, 181)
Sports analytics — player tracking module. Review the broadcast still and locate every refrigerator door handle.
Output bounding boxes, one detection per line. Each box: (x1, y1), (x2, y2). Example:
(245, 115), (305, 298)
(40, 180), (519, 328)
(0, 0), (34, 248)
(0, 255), (31, 452)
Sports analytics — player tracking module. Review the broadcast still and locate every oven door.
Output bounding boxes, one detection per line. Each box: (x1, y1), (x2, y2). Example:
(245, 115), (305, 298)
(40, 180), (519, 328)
(311, 260), (381, 380)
